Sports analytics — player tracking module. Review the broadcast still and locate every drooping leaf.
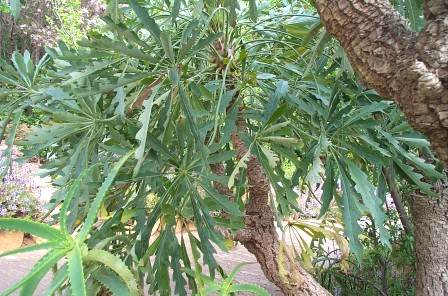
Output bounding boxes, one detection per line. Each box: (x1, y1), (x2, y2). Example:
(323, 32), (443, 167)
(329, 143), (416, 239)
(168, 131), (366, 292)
(346, 159), (391, 246)
(319, 160), (335, 217)
(337, 161), (363, 261)
(135, 85), (160, 162)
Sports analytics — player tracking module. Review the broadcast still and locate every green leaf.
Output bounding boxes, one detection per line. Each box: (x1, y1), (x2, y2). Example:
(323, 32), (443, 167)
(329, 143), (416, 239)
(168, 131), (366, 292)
(92, 268), (130, 296)
(0, 218), (64, 241)
(0, 241), (60, 258)
(77, 151), (133, 241)
(1, 249), (65, 296)
(19, 267), (48, 296)
(84, 249), (139, 296)
(178, 83), (207, 160)
(343, 101), (390, 128)
(135, 85), (160, 161)
(68, 243), (87, 296)
(337, 161), (363, 261)
(42, 264), (68, 296)
(263, 80), (288, 122)
(259, 145), (279, 168)
(394, 158), (434, 196)
(190, 32), (223, 56)
(261, 136), (299, 147)
(60, 165), (98, 234)
(248, 0), (257, 21)
(10, 0), (21, 19)
(228, 147), (251, 188)
(229, 283), (270, 295)
(379, 129), (444, 179)
(129, 0), (161, 41)
(404, 0), (423, 31)
(319, 160), (335, 217)
(346, 160), (391, 246)
(223, 262), (253, 287)
(0, 109), (23, 177)
(11, 51), (31, 86)
(199, 181), (242, 217)
(171, 0), (181, 23)
(160, 32), (175, 62)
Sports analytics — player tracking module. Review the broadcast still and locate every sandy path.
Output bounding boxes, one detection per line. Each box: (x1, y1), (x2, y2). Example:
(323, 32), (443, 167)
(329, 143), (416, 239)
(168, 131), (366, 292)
(0, 245), (282, 295)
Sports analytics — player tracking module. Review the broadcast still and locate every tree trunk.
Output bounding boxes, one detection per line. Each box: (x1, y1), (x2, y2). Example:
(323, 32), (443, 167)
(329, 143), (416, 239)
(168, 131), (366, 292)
(315, 0), (448, 166)
(230, 113), (331, 296)
(411, 180), (448, 296)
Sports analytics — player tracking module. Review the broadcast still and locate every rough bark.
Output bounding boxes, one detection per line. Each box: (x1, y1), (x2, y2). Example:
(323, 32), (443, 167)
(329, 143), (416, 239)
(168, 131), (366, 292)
(315, 0), (448, 166)
(230, 113), (331, 296)
(411, 180), (448, 296)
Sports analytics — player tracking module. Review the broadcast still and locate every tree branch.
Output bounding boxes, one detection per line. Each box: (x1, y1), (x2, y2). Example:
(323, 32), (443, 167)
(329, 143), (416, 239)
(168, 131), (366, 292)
(315, 0), (448, 166)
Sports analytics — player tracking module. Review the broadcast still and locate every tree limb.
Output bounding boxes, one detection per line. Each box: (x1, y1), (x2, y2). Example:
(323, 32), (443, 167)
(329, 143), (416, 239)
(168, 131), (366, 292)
(315, 0), (448, 166)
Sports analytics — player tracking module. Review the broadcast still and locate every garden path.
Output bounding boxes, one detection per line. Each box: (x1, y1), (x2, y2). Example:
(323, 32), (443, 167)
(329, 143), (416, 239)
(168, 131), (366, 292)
(0, 244), (283, 295)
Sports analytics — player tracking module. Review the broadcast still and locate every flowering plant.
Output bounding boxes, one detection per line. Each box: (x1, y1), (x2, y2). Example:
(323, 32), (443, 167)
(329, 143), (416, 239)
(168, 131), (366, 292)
(0, 174), (41, 218)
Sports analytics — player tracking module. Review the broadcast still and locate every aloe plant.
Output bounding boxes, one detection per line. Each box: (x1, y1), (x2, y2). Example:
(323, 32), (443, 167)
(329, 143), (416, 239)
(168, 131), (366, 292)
(0, 152), (139, 296)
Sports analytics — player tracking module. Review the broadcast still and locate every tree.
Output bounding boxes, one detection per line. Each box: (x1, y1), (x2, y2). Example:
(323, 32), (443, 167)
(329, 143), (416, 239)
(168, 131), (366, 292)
(315, 1), (448, 295)
(0, 1), (444, 295)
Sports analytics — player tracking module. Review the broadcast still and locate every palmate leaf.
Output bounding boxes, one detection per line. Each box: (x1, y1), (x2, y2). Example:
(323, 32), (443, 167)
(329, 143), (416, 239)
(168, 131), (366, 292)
(135, 85), (160, 162)
(78, 38), (157, 63)
(379, 129), (444, 180)
(84, 250), (139, 296)
(346, 160), (391, 247)
(60, 165), (98, 234)
(319, 159), (335, 217)
(68, 243), (87, 296)
(160, 32), (175, 62)
(128, 0), (161, 42)
(77, 151), (133, 241)
(337, 161), (363, 261)
(199, 181), (242, 217)
(248, 0), (257, 22)
(228, 147), (251, 188)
